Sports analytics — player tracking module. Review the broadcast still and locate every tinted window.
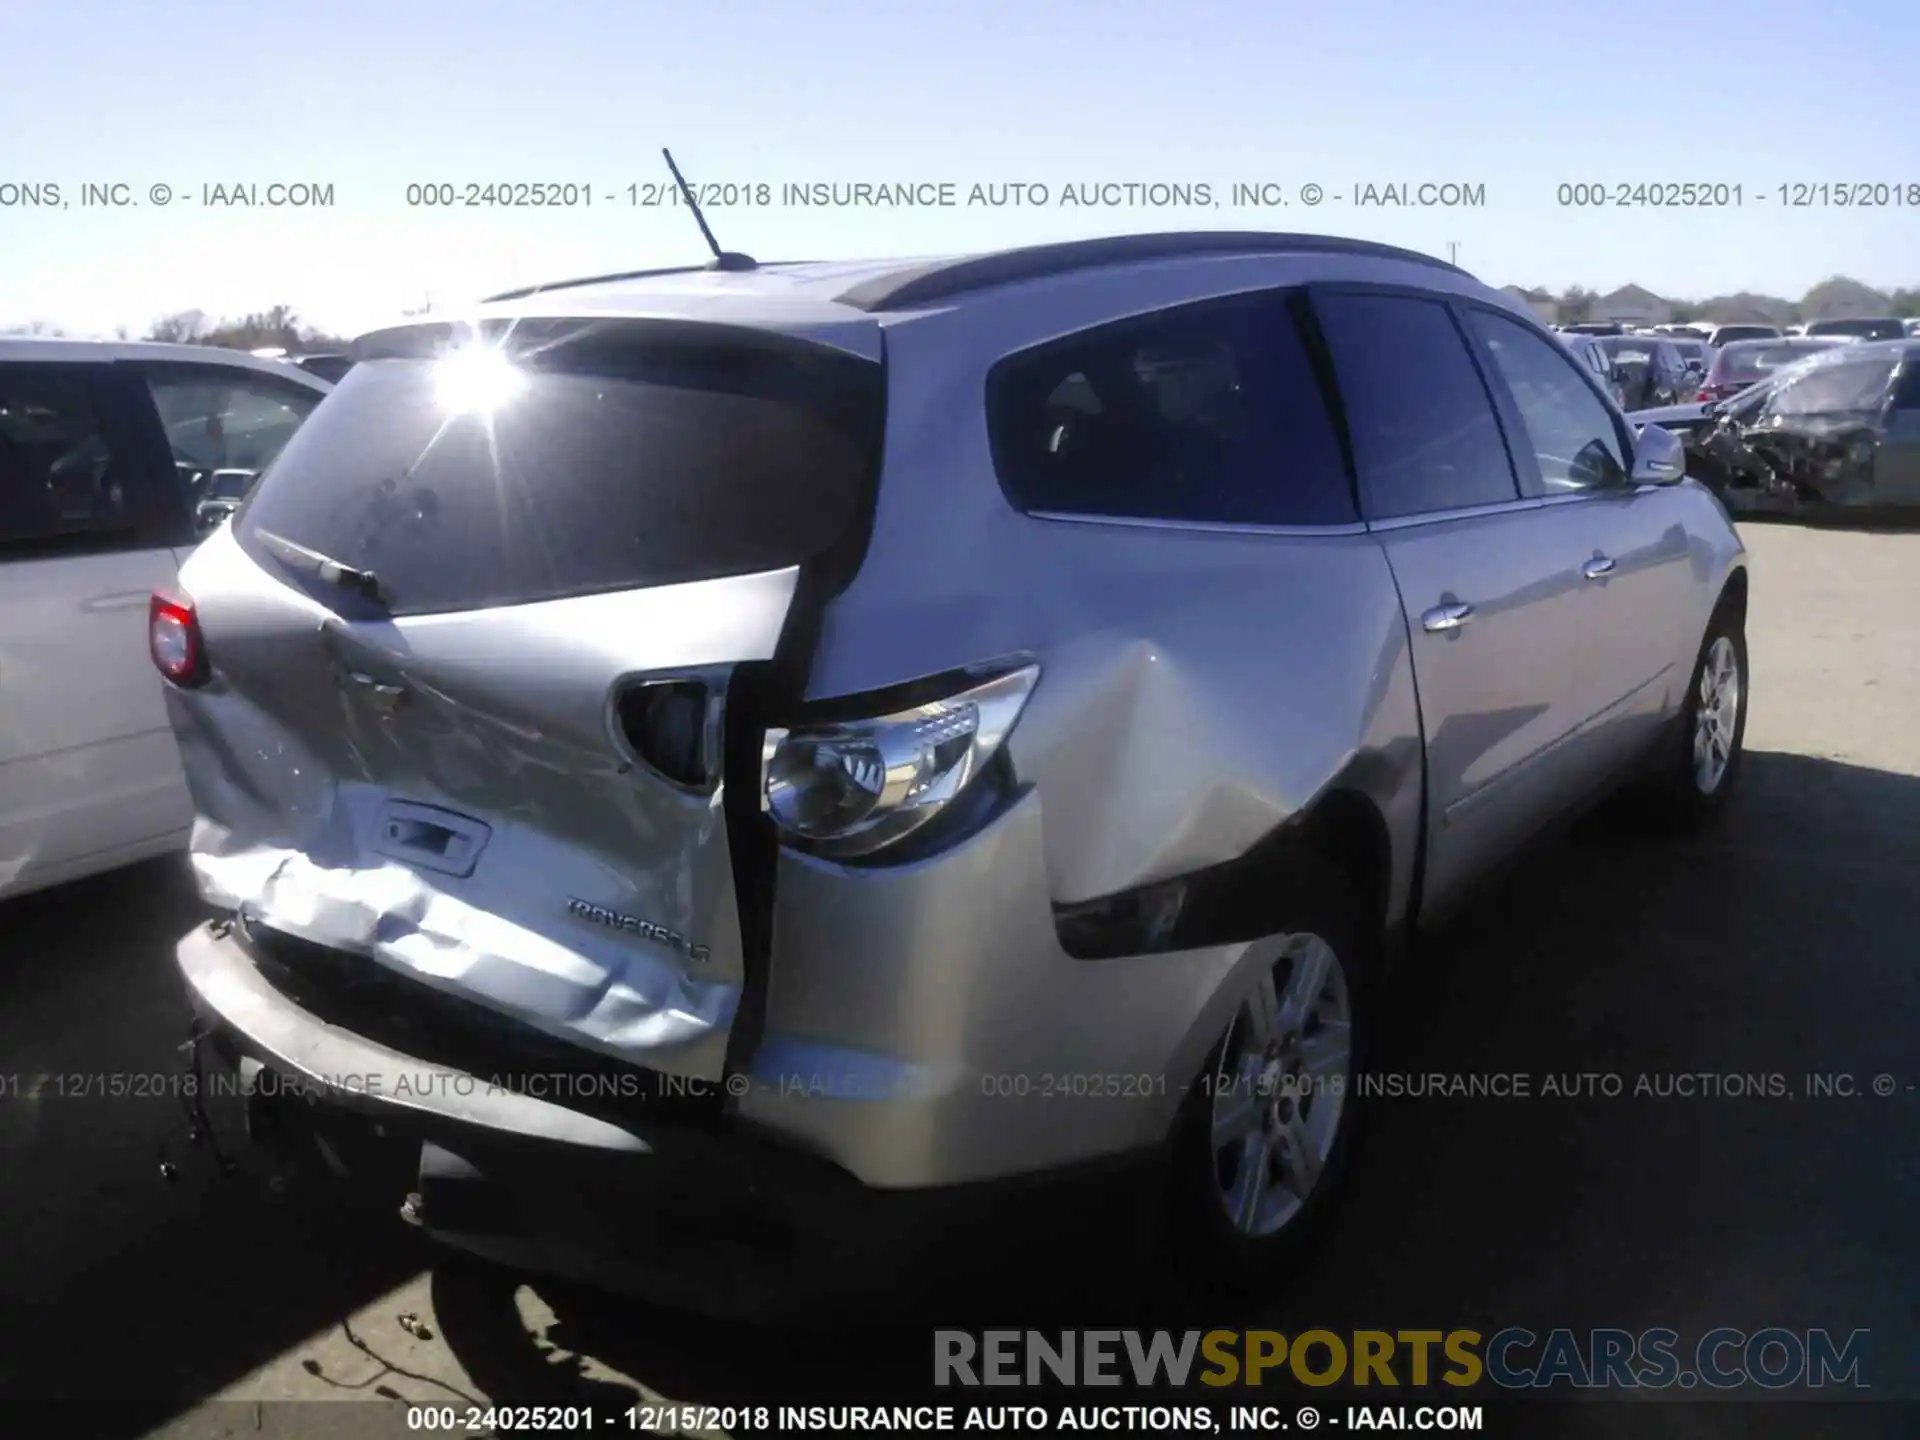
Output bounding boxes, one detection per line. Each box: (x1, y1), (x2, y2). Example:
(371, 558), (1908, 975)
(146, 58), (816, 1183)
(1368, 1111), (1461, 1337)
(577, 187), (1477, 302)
(1709, 342), (1838, 384)
(1764, 360), (1897, 416)
(1806, 318), (1904, 341)
(1315, 292), (1517, 519)
(236, 325), (883, 617)
(1468, 310), (1628, 494)
(986, 290), (1354, 526)
(1709, 325), (1779, 345)
(0, 364), (135, 545)
(1891, 363), (1920, 411)
(147, 367), (322, 529)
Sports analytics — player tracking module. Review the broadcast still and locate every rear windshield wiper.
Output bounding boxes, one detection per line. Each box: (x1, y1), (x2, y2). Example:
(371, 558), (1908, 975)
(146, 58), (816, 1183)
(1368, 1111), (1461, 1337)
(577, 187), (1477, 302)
(253, 528), (387, 603)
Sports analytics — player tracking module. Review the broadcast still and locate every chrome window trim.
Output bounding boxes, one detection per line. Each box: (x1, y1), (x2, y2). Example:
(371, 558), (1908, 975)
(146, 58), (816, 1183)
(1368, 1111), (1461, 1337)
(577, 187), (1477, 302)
(1025, 510), (1370, 538)
(1364, 496), (1543, 533)
(1538, 486), (1634, 507)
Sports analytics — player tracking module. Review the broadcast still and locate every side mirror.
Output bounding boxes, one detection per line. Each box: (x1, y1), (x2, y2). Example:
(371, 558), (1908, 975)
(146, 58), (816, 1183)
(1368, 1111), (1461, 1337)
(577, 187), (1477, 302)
(1631, 424), (1687, 485)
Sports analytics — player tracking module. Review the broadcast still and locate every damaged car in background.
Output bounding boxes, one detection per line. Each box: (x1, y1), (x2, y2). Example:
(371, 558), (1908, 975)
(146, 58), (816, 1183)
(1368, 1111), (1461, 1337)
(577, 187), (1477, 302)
(1635, 340), (1920, 514)
(148, 231), (1751, 1318)
(1693, 335), (1851, 404)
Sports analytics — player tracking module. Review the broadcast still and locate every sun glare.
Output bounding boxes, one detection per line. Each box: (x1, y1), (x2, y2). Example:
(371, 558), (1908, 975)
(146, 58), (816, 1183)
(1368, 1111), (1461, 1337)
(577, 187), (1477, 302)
(433, 344), (526, 415)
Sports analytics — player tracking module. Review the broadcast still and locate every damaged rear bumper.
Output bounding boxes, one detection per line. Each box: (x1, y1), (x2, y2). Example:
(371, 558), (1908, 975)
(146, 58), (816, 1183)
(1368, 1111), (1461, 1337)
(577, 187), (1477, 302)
(175, 918), (1166, 1320)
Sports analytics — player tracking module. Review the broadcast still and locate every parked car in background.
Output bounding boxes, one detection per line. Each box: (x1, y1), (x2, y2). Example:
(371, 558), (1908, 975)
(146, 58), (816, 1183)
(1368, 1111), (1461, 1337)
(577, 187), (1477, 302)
(1704, 323), (1782, 347)
(192, 467), (260, 532)
(1653, 324), (1713, 341)
(1905, 318), (1920, 338)
(1678, 341), (1920, 513)
(1558, 330), (1629, 407)
(152, 232), (1748, 1313)
(1596, 335), (1691, 409)
(1694, 336), (1849, 403)
(1665, 337), (1713, 382)
(290, 353), (354, 384)
(1629, 348), (1851, 507)
(1561, 321), (1625, 336)
(0, 339), (329, 901)
(1803, 317), (1907, 342)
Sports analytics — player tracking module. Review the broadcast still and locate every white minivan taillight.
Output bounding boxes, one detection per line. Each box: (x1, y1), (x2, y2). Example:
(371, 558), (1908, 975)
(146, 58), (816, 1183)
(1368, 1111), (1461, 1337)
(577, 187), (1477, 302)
(150, 590), (208, 687)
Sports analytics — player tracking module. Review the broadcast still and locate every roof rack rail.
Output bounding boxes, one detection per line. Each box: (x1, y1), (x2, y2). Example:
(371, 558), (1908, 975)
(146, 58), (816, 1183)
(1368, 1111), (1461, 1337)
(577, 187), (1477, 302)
(833, 231), (1469, 313)
(481, 258), (822, 305)
(481, 264), (714, 304)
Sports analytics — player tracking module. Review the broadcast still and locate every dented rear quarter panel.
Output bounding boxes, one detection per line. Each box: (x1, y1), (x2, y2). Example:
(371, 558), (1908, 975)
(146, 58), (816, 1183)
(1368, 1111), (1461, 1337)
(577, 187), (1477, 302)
(743, 257), (1432, 1182)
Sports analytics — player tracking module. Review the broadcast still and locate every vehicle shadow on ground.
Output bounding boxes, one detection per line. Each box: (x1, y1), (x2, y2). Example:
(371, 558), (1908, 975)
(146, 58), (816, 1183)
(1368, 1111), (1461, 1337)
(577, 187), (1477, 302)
(1739, 510), (1920, 534)
(0, 859), (434, 1428)
(3, 750), (1916, 1431)
(418, 750), (1920, 1415)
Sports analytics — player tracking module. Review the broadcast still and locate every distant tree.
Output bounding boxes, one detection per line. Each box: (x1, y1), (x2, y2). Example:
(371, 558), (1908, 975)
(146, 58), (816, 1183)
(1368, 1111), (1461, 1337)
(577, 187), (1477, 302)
(1669, 301), (1702, 323)
(1693, 292), (1797, 327)
(2, 319), (69, 336)
(1556, 286), (1596, 323)
(1888, 288), (1920, 318)
(1799, 275), (1892, 321)
(114, 324), (131, 341)
(147, 309), (209, 343)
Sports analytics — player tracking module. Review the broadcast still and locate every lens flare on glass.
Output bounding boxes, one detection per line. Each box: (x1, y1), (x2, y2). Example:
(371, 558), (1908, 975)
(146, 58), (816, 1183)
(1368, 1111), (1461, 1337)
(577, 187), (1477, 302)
(434, 344), (526, 415)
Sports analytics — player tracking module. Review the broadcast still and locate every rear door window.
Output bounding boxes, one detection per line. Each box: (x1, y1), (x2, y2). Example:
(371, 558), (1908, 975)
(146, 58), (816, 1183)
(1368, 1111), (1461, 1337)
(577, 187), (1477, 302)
(141, 364), (324, 532)
(1311, 290), (1520, 520)
(0, 363), (142, 550)
(234, 323), (885, 616)
(985, 288), (1356, 527)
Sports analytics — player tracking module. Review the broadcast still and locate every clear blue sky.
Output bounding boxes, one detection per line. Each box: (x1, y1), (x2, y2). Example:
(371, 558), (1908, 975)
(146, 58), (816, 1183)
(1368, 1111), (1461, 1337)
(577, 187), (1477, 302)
(3, 0), (1916, 337)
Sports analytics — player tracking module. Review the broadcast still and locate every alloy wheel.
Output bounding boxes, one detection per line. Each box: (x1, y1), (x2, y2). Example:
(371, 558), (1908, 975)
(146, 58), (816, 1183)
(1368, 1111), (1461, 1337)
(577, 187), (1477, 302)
(1693, 635), (1742, 794)
(1208, 933), (1352, 1238)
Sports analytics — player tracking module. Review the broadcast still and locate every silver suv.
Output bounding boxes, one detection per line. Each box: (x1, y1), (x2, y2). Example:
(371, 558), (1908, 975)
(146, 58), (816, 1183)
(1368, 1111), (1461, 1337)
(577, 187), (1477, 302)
(155, 232), (1750, 1315)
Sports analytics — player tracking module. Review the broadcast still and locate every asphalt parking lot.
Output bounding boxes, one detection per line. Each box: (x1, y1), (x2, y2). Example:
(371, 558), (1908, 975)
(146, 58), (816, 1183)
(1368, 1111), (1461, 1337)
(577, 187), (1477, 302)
(2, 520), (1916, 1437)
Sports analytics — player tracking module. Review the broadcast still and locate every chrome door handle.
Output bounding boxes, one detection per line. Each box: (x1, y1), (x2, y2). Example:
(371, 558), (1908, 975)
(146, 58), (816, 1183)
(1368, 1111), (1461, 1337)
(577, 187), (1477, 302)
(1421, 602), (1474, 633)
(1583, 555), (1616, 580)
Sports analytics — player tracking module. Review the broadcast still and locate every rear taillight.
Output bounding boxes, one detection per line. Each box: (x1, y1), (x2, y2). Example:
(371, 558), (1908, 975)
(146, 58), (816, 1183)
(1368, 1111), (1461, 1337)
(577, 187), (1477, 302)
(149, 590), (208, 688)
(760, 661), (1039, 859)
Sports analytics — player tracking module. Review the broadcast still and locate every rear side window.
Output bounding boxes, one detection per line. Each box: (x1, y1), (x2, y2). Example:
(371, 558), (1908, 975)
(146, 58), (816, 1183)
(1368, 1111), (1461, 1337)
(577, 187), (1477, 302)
(1712, 344), (1825, 384)
(1807, 318), (1903, 340)
(0, 364), (135, 546)
(236, 324), (883, 616)
(1891, 363), (1920, 411)
(1312, 291), (1518, 519)
(986, 289), (1356, 527)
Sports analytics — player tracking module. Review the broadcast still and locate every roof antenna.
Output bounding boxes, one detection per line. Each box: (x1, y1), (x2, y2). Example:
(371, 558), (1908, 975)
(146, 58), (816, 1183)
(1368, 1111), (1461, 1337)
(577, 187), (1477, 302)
(662, 148), (757, 272)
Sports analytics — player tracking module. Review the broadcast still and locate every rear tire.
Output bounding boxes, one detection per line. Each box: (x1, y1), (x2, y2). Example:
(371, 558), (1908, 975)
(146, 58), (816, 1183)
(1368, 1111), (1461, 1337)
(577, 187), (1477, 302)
(1649, 604), (1748, 829)
(1164, 854), (1376, 1296)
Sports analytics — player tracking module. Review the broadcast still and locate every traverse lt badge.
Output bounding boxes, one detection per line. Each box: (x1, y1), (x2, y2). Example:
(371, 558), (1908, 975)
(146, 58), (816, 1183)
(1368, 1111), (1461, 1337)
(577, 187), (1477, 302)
(566, 897), (711, 963)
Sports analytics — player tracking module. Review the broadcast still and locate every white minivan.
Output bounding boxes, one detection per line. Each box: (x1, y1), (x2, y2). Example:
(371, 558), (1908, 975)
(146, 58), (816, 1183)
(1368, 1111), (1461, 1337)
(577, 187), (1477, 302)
(0, 339), (331, 900)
